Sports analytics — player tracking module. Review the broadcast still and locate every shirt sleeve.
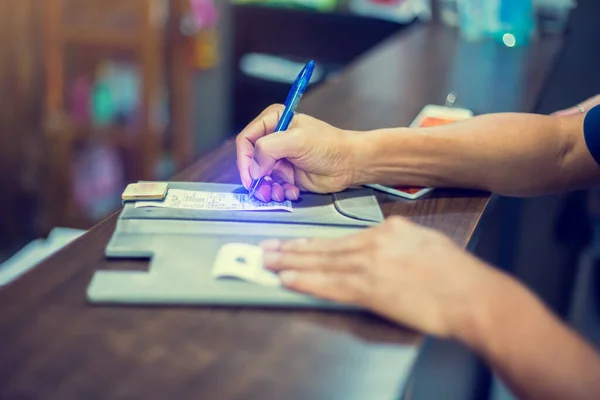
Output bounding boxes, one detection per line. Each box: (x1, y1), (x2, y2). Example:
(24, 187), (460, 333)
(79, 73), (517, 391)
(584, 104), (600, 165)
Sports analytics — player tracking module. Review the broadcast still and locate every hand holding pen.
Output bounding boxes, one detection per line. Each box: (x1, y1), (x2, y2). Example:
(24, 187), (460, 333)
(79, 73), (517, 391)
(246, 61), (315, 199)
(235, 61), (359, 202)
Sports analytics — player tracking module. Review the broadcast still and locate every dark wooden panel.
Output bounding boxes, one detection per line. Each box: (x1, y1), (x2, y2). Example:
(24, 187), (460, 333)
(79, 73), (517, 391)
(232, 4), (406, 131)
(0, 22), (562, 399)
(0, 0), (45, 248)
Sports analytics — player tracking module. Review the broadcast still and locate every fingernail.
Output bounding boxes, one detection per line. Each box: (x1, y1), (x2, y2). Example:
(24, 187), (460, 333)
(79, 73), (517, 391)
(272, 191), (282, 202)
(260, 239), (282, 250)
(242, 180), (249, 190)
(279, 270), (298, 284)
(250, 160), (261, 180)
(255, 192), (266, 202)
(285, 190), (298, 201)
(262, 251), (280, 266)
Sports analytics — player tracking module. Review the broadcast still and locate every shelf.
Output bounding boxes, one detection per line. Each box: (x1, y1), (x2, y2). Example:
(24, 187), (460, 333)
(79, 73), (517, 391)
(42, 0), (190, 232)
(63, 27), (140, 49)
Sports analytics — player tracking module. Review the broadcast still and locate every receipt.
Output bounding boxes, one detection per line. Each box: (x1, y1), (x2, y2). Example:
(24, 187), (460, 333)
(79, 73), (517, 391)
(212, 243), (281, 287)
(135, 189), (293, 212)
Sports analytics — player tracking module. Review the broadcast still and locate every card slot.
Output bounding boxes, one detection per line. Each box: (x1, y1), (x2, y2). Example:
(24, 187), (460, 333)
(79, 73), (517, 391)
(121, 183), (383, 227)
(332, 189), (385, 223)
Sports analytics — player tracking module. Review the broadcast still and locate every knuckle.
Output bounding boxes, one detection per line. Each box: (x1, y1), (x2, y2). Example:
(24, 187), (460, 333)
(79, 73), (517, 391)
(267, 103), (285, 114)
(354, 252), (372, 270)
(351, 285), (369, 304)
(294, 112), (308, 123)
(429, 229), (452, 246)
(287, 129), (308, 152)
(415, 228), (451, 251)
(287, 128), (305, 141)
(269, 103), (285, 110)
(377, 221), (396, 236)
(282, 238), (309, 251)
(337, 274), (368, 303)
(282, 253), (298, 268)
(254, 137), (267, 153)
(290, 113), (314, 130)
(235, 132), (245, 144)
(372, 233), (389, 250)
(357, 231), (377, 250)
(387, 215), (407, 228)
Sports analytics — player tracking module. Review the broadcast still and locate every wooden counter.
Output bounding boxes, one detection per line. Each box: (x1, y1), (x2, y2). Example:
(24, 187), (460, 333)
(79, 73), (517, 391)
(0, 23), (562, 399)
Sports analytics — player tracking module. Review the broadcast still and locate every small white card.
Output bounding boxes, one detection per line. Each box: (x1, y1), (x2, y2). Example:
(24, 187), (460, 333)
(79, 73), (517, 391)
(135, 189), (293, 212)
(211, 243), (281, 287)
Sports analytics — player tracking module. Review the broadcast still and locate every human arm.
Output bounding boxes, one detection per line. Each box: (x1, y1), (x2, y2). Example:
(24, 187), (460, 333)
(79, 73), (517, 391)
(355, 111), (600, 196)
(261, 217), (600, 400)
(553, 94), (600, 116)
(462, 267), (600, 400)
(236, 103), (600, 200)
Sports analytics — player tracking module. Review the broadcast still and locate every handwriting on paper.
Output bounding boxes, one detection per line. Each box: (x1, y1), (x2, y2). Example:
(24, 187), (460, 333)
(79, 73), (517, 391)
(135, 189), (293, 212)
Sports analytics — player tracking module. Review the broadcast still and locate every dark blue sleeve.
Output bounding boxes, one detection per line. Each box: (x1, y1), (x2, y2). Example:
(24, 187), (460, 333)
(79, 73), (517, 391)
(584, 104), (600, 165)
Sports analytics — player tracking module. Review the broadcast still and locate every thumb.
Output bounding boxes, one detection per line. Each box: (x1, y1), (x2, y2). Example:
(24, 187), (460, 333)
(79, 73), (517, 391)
(250, 129), (306, 180)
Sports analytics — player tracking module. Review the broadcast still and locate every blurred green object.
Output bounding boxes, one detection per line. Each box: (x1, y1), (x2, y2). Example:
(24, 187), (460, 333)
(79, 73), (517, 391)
(232, 0), (338, 12)
(91, 80), (114, 127)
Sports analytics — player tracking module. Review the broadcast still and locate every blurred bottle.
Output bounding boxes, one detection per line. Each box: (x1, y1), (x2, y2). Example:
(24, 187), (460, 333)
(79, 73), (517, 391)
(491, 0), (536, 47)
(438, 0), (459, 27)
(456, 0), (535, 46)
(91, 62), (115, 128)
(456, 0), (494, 41)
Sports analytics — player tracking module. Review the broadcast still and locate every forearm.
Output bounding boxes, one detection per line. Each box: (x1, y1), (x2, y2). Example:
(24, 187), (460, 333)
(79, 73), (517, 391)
(457, 269), (600, 400)
(353, 112), (600, 196)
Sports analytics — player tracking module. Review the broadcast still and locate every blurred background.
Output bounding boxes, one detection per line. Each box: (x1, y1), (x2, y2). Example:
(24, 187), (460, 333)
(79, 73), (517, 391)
(0, 0), (597, 314)
(1, 0), (599, 398)
(1, 0), (585, 247)
(0, 0), (422, 251)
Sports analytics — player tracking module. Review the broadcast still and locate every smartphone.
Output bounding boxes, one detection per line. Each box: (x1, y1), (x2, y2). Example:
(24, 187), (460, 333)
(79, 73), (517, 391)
(367, 104), (474, 200)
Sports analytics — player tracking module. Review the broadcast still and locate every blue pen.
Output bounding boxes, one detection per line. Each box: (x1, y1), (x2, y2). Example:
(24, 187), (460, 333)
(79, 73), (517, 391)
(248, 60), (315, 199)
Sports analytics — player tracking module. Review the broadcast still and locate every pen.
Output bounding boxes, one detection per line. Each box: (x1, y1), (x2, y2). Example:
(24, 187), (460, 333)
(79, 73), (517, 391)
(248, 60), (316, 199)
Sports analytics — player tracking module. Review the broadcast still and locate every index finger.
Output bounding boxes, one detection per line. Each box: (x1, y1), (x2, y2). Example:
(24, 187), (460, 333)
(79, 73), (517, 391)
(236, 105), (284, 189)
(279, 270), (366, 306)
(260, 233), (368, 254)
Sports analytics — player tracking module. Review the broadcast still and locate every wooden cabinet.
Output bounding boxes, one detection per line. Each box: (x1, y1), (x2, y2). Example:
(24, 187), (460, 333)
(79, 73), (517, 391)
(41, 0), (194, 231)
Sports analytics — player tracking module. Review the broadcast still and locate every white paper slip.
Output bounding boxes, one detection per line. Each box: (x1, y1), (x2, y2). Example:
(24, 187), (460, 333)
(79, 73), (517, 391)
(212, 243), (281, 287)
(135, 189), (293, 212)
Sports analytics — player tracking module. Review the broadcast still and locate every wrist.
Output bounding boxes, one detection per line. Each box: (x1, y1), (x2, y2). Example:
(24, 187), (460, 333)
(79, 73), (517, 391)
(348, 128), (410, 186)
(347, 129), (373, 186)
(449, 266), (537, 356)
(348, 127), (454, 188)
